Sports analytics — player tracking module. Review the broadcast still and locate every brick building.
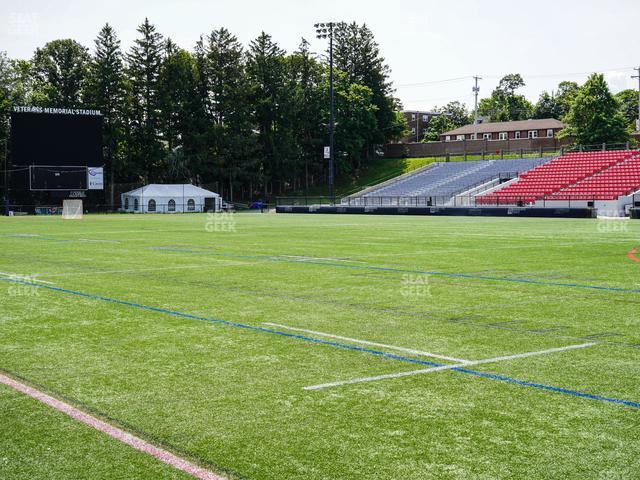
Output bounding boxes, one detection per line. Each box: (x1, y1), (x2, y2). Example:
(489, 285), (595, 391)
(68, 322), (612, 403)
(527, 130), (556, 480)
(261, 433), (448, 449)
(440, 118), (565, 142)
(401, 110), (441, 143)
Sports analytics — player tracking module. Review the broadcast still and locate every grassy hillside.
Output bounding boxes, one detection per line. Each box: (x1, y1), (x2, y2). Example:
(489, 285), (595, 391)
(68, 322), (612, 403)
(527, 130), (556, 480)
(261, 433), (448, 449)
(297, 157), (436, 199)
(300, 151), (559, 198)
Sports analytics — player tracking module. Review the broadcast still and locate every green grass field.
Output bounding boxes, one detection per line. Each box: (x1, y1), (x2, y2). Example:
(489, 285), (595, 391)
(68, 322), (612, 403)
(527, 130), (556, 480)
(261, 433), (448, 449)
(1, 213), (640, 479)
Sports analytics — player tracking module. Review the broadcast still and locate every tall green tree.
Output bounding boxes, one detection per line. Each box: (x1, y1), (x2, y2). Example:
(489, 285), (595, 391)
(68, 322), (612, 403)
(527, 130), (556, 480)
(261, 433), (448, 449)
(615, 89), (639, 130)
(0, 54), (36, 184)
(31, 39), (90, 107)
(478, 73), (533, 122)
(560, 73), (629, 145)
(158, 46), (204, 181)
(332, 22), (405, 159)
(555, 81), (579, 119)
(198, 28), (256, 198)
(440, 101), (471, 127)
(533, 91), (560, 119)
(84, 23), (127, 203)
(126, 18), (164, 181)
(333, 72), (378, 173)
(246, 32), (291, 195)
(286, 39), (326, 191)
(0, 52), (13, 148)
(422, 114), (455, 142)
(534, 81), (580, 120)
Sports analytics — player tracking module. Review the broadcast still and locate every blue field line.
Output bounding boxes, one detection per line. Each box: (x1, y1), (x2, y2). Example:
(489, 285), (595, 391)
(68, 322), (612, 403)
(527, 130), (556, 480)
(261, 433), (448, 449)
(0, 234), (69, 242)
(150, 247), (640, 294)
(2, 277), (639, 410)
(0, 277), (441, 369)
(453, 368), (640, 409)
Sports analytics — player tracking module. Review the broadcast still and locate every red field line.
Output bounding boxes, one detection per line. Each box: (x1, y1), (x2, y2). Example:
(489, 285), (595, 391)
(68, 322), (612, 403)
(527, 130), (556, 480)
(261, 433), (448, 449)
(627, 248), (640, 263)
(0, 373), (225, 480)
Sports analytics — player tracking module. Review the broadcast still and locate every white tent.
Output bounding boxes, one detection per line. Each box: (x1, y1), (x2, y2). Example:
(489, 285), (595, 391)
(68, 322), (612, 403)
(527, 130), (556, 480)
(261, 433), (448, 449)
(121, 184), (221, 213)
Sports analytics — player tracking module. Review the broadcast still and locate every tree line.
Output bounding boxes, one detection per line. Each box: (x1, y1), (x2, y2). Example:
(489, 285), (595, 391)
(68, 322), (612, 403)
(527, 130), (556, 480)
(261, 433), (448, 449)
(423, 73), (638, 146)
(0, 20), (407, 202)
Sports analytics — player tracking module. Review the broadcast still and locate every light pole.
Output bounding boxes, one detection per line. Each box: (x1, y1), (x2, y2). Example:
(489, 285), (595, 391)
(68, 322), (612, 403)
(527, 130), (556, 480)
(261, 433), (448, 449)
(1, 139), (8, 216)
(315, 22), (336, 204)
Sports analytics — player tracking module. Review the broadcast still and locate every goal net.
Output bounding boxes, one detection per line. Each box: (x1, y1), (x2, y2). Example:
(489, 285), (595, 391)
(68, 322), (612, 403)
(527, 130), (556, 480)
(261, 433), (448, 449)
(62, 199), (83, 220)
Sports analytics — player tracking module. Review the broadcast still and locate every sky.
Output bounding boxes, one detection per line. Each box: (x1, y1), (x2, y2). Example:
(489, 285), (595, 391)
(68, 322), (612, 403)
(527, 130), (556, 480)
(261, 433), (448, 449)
(1, 0), (639, 112)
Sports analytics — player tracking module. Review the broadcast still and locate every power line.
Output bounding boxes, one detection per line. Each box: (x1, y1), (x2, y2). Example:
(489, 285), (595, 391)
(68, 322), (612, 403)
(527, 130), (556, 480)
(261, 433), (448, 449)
(402, 93), (474, 104)
(487, 66), (636, 80)
(396, 76), (471, 88)
(396, 66), (637, 89)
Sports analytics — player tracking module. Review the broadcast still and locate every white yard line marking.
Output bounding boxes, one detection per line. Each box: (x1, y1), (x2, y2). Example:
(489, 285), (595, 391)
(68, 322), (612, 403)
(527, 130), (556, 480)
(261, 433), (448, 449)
(278, 255), (366, 263)
(304, 342), (596, 391)
(0, 373), (225, 480)
(263, 322), (470, 363)
(77, 238), (122, 244)
(0, 272), (56, 285)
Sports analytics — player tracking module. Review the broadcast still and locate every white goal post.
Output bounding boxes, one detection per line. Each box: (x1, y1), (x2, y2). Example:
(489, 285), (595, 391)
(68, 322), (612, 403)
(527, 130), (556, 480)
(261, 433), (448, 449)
(62, 199), (83, 219)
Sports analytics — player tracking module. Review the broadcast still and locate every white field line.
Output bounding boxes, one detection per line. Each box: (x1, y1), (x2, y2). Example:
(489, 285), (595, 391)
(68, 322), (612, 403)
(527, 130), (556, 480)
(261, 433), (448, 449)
(0, 373), (225, 480)
(278, 255), (366, 263)
(77, 238), (122, 244)
(262, 322), (470, 363)
(304, 342), (596, 391)
(0, 272), (56, 285)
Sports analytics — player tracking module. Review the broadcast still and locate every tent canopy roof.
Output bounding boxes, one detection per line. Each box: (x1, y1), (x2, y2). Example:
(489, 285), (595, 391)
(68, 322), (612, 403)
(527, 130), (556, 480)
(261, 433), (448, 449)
(123, 184), (219, 198)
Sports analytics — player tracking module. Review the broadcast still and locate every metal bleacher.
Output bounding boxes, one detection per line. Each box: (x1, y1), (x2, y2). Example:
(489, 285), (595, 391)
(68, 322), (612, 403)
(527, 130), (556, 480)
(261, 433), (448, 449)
(359, 158), (551, 200)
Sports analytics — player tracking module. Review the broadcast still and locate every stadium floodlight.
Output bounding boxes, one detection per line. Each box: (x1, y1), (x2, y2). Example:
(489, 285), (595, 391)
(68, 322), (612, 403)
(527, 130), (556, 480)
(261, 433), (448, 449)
(314, 21), (339, 204)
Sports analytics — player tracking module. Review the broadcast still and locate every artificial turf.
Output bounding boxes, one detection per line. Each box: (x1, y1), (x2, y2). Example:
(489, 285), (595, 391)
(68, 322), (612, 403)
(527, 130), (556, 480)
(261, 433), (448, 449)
(1, 212), (639, 479)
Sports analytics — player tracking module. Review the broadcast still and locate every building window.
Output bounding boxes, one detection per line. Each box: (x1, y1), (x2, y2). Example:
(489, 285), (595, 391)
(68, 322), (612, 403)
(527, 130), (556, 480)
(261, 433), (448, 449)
(445, 135), (451, 142)
(168, 199), (176, 212)
(483, 133), (492, 140)
(422, 114), (429, 122)
(498, 132), (508, 140)
(514, 131), (521, 139)
(528, 130), (538, 139)
(469, 133), (477, 140)
(124, 197), (129, 210)
(148, 199), (156, 212)
(134, 198), (139, 211)
(411, 113), (416, 121)
(547, 129), (554, 138)
(411, 127), (416, 134)
(456, 135), (464, 141)
(187, 199), (195, 211)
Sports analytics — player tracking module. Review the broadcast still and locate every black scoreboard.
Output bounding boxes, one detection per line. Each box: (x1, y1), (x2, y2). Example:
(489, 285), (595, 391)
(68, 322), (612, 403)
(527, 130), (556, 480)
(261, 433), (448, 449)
(10, 107), (103, 192)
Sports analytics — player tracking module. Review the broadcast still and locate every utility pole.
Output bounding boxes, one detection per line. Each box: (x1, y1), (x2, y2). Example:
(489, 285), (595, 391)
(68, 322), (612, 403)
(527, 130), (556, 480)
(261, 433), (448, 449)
(633, 67), (640, 132)
(472, 76), (482, 140)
